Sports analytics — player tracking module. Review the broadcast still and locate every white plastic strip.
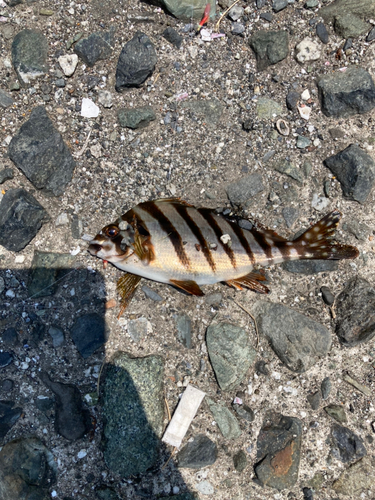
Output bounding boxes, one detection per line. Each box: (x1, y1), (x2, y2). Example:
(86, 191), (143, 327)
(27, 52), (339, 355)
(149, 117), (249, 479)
(162, 384), (206, 449)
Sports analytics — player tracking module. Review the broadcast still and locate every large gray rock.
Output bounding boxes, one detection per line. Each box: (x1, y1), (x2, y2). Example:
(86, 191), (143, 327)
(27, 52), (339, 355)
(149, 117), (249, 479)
(12, 29), (48, 86)
(103, 353), (164, 478)
(251, 300), (332, 372)
(332, 457), (375, 496)
(177, 435), (218, 469)
(154, 0), (215, 20)
(206, 399), (241, 439)
(324, 144), (375, 204)
(74, 30), (114, 67)
(115, 32), (157, 91)
(317, 67), (375, 118)
(8, 106), (76, 197)
(319, 0), (375, 25)
(249, 30), (289, 71)
(118, 106), (156, 129)
(206, 322), (256, 391)
(0, 188), (49, 252)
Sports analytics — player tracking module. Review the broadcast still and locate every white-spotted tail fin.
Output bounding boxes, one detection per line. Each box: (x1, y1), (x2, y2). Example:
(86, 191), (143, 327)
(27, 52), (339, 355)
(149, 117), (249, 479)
(293, 210), (359, 260)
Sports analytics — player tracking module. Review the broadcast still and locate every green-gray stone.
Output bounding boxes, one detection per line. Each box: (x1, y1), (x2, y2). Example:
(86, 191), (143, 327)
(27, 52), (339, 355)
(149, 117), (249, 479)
(320, 0), (375, 25)
(233, 450), (247, 472)
(28, 251), (74, 298)
(334, 14), (370, 38)
(296, 135), (311, 149)
(96, 488), (121, 500)
(161, 494), (198, 500)
(324, 404), (347, 423)
(305, 0), (318, 8)
(103, 352), (164, 478)
(249, 30), (289, 71)
(155, 0), (215, 20)
(332, 457), (375, 495)
(256, 97), (283, 119)
(309, 472), (324, 490)
(275, 160), (304, 184)
(12, 29), (48, 86)
(207, 399), (241, 439)
(206, 322), (256, 392)
(182, 98), (223, 126)
(118, 106), (156, 129)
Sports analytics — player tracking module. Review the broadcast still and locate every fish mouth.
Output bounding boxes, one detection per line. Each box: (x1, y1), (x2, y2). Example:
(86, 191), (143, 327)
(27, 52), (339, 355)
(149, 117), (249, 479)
(88, 243), (102, 256)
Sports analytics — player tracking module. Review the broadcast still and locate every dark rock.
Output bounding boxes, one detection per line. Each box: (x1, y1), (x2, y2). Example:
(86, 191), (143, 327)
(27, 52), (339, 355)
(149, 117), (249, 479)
(156, 0), (215, 20)
(255, 360), (269, 376)
(282, 260), (338, 275)
(254, 411), (302, 490)
(232, 403), (255, 422)
(206, 398), (241, 439)
(302, 487), (314, 500)
(115, 32), (157, 91)
(286, 90), (300, 110)
(175, 314), (192, 349)
(1, 380), (14, 392)
(0, 436), (56, 500)
(249, 30), (289, 71)
(316, 22), (329, 43)
(28, 250), (74, 298)
(325, 404), (347, 423)
(367, 26), (375, 42)
(30, 321), (46, 348)
(177, 434), (217, 469)
(103, 352), (164, 477)
(8, 106), (76, 197)
(272, 0), (288, 13)
(334, 277), (375, 346)
(307, 391), (321, 410)
(321, 377), (331, 399)
(257, 0), (266, 7)
(320, 286), (335, 306)
(324, 144), (375, 204)
(251, 301), (332, 372)
(96, 487), (121, 500)
(233, 450), (247, 472)
(54, 78), (65, 88)
(226, 173), (264, 206)
(343, 219), (371, 241)
(0, 89), (14, 109)
(48, 325), (65, 348)
(70, 313), (107, 358)
(11, 29), (48, 86)
(0, 168), (14, 184)
(182, 99), (223, 126)
(343, 38), (352, 51)
(329, 127), (345, 139)
(74, 30), (114, 67)
(330, 423), (367, 463)
(1, 327), (19, 347)
(0, 188), (48, 252)
(35, 397), (54, 413)
(0, 400), (23, 440)
(332, 456), (375, 496)
(141, 285), (163, 302)
(118, 106), (156, 129)
(317, 67), (375, 118)
(232, 23), (245, 35)
(163, 27), (183, 49)
(39, 371), (91, 440)
(260, 12), (273, 21)
(206, 322), (256, 391)
(282, 206), (299, 228)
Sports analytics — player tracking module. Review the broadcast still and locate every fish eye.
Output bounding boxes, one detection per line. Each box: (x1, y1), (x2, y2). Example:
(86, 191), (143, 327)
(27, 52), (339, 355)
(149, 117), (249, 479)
(105, 226), (119, 238)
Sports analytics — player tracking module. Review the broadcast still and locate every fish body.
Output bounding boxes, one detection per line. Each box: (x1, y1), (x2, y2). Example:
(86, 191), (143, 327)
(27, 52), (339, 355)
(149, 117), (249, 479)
(88, 198), (358, 314)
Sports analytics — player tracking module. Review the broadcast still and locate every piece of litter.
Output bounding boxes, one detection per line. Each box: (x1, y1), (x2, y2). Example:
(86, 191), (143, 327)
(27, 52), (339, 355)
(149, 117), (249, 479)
(233, 396), (243, 405)
(220, 234), (231, 245)
(343, 373), (371, 397)
(162, 384), (205, 449)
(175, 92), (189, 101)
(81, 98), (100, 118)
(211, 33), (226, 39)
(200, 28), (212, 42)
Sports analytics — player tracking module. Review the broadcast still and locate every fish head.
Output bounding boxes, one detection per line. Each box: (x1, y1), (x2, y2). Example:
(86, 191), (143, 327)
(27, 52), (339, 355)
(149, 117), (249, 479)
(88, 220), (135, 263)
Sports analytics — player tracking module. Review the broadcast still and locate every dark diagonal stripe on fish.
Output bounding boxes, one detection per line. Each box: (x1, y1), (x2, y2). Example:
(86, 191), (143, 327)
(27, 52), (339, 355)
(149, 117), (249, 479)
(252, 229), (273, 262)
(140, 201), (191, 270)
(198, 208), (237, 269)
(173, 204), (217, 273)
(227, 219), (256, 266)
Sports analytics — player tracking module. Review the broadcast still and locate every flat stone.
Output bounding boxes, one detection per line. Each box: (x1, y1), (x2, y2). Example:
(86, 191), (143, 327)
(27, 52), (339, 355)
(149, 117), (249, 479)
(70, 313), (107, 358)
(0, 437), (56, 500)
(307, 391), (321, 410)
(282, 260), (338, 275)
(334, 14), (370, 38)
(196, 481), (214, 495)
(118, 106), (156, 129)
(275, 160), (304, 184)
(182, 99), (223, 126)
(103, 352), (164, 477)
(0, 168), (14, 184)
(254, 411), (302, 490)
(233, 450), (247, 472)
(175, 314), (192, 349)
(249, 30), (289, 71)
(206, 398), (241, 439)
(332, 457), (375, 496)
(231, 23), (245, 35)
(48, 325), (65, 348)
(8, 106), (76, 197)
(0, 89), (14, 109)
(330, 423), (367, 463)
(163, 27), (183, 49)
(1, 327), (19, 348)
(1, 380), (14, 392)
(256, 97), (283, 119)
(272, 0), (288, 13)
(58, 54), (78, 77)
(74, 30), (114, 67)
(324, 144), (375, 204)
(0, 188), (48, 252)
(317, 67), (375, 118)
(0, 401), (23, 441)
(286, 90), (300, 110)
(81, 98), (100, 118)
(295, 37), (321, 63)
(296, 135), (311, 149)
(39, 371), (91, 440)
(251, 300), (332, 372)
(141, 285), (163, 302)
(177, 434), (218, 469)
(28, 250), (74, 298)
(305, 0), (318, 8)
(115, 32), (157, 90)
(0, 352), (13, 368)
(319, 0), (375, 24)
(321, 377), (332, 399)
(206, 322), (256, 392)
(127, 317), (148, 343)
(282, 206), (299, 228)
(320, 286), (335, 306)
(226, 173), (264, 206)
(157, 0), (215, 20)
(324, 404), (347, 423)
(11, 29), (48, 86)
(232, 403), (255, 422)
(334, 277), (375, 346)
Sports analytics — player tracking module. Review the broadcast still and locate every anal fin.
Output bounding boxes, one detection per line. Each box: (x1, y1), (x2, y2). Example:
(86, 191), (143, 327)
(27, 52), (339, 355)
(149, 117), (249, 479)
(225, 270), (270, 294)
(170, 279), (204, 296)
(116, 273), (142, 318)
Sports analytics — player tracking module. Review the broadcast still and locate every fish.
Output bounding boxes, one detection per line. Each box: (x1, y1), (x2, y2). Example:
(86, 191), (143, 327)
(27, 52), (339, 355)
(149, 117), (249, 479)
(88, 198), (359, 317)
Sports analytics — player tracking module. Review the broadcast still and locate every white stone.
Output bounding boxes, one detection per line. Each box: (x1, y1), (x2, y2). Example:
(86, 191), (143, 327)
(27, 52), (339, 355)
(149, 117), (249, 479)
(187, 45), (198, 59)
(98, 90), (113, 108)
(77, 449), (87, 459)
(5, 289), (15, 298)
(90, 143), (102, 158)
(298, 105), (311, 120)
(58, 54), (78, 77)
(196, 481), (214, 495)
(15, 255), (25, 263)
(295, 37), (321, 63)
(55, 213), (69, 226)
(312, 193), (330, 212)
(301, 89), (310, 100)
(81, 98), (100, 118)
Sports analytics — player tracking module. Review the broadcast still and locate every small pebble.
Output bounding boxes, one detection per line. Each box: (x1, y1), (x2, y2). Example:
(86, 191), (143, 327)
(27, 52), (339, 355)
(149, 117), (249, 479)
(321, 377), (332, 400)
(316, 22), (329, 44)
(320, 286), (335, 306)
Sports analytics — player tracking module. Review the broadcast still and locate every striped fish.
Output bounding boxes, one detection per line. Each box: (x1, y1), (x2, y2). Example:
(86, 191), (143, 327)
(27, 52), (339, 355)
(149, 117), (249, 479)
(88, 198), (358, 317)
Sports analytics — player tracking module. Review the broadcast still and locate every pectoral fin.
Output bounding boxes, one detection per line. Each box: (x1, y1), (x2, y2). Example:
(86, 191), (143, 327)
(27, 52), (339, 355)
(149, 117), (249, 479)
(225, 270), (269, 294)
(170, 279), (205, 296)
(116, 273), (142, 318)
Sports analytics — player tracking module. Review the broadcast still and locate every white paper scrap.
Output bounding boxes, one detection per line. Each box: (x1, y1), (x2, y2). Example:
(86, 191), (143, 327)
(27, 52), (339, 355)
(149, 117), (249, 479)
(162, 384), (205, 448)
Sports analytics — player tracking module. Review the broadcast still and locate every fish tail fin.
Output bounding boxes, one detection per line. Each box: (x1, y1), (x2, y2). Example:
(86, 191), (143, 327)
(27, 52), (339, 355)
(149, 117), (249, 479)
(292, 210), (359, 260)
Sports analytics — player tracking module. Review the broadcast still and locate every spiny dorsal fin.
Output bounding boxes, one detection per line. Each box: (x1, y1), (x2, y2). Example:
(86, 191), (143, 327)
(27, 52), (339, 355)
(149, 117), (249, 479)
(153, 198), (194, 207)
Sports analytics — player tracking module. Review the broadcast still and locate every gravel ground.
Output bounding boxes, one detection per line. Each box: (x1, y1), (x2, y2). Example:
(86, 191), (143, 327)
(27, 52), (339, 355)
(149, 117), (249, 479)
(0, 0), (375, 499)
